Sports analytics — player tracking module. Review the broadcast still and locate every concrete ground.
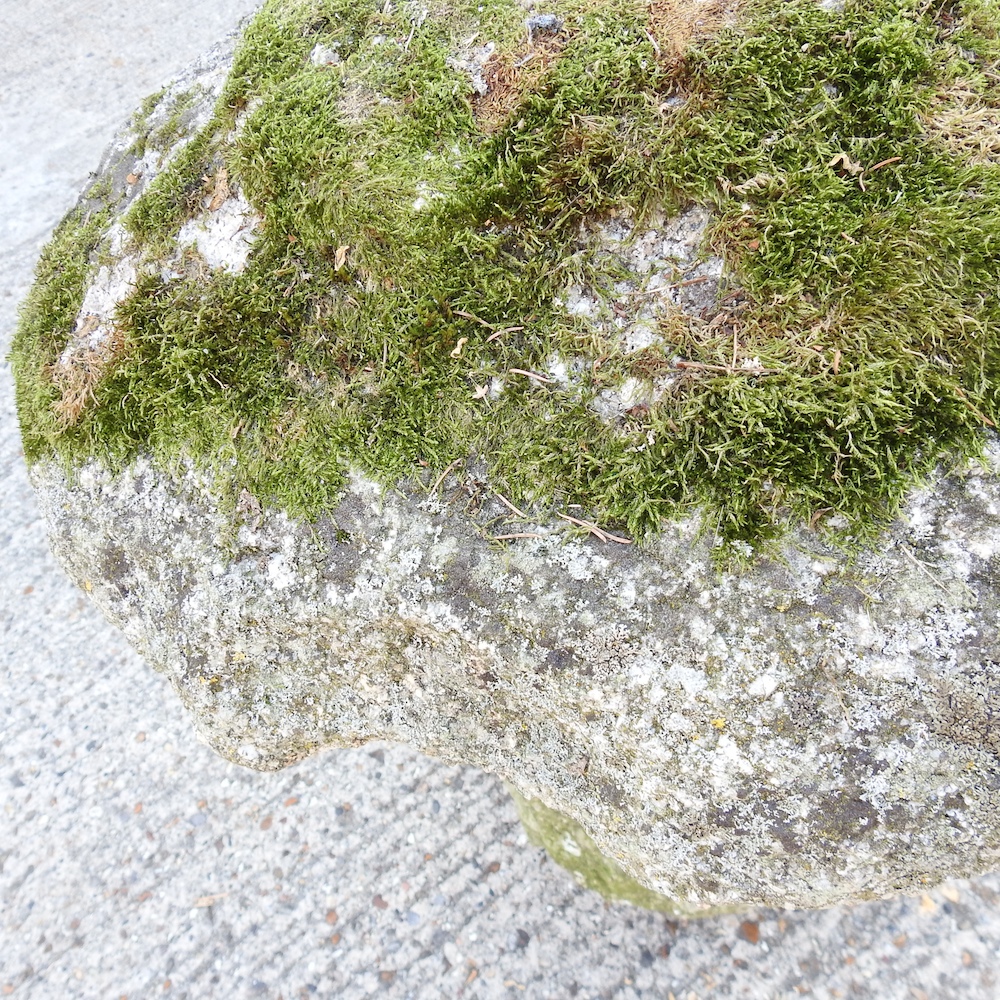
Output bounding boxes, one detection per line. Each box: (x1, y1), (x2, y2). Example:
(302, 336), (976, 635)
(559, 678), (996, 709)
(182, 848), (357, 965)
(2, 2), (1000, 997)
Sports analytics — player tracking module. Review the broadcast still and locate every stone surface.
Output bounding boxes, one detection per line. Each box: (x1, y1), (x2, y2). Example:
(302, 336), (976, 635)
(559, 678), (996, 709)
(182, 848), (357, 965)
(29, 440), (1000, 912)
(15, 0), (1000, 916)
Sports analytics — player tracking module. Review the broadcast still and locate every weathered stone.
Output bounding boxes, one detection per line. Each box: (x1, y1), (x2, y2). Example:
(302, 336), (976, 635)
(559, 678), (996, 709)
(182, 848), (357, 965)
(28, 444), (1000, 912)
(14, 0), (1000, 912)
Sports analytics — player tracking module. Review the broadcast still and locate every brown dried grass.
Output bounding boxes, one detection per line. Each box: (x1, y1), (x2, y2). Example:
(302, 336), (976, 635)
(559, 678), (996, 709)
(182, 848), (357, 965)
(472, 2), (738, 132)
(647, 0), (739, 62)
(48, 318), (125, 428)
(923, 84), (1000, 165)
(474, 35), (567, 133)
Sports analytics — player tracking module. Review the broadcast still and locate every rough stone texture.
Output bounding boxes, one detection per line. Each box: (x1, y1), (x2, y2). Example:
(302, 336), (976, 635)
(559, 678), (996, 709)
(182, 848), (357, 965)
(54, 33), (256, 367)
(30, 437), (1000, 912)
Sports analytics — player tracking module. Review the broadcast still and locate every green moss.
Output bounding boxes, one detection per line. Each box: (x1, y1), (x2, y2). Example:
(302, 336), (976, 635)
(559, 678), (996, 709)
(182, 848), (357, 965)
(10, 205), (113, 463)
(125, 127), (220, 247)
(128, 87), (168, 154)
(12, 0), (1000, 549)
(127, 86), (202, 162)
(954, 0), (1000, 60)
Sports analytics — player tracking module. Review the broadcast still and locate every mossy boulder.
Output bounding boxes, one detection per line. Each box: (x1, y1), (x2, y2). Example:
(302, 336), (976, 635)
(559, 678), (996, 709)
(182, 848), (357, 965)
(12, 0), (1000, 911)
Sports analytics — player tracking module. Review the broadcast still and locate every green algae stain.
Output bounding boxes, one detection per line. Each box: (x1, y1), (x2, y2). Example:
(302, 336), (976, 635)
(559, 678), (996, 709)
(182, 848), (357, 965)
(509, 785), (743, 915)
(11, 0), (1000, 549)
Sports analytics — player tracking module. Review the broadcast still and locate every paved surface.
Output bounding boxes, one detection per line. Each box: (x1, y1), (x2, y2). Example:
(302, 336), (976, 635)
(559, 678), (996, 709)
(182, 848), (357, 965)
(3, 2), (1000, 998)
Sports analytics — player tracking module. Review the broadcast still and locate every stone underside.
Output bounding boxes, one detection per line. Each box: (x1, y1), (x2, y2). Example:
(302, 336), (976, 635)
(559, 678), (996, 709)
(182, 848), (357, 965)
(509, 787), (746, 915)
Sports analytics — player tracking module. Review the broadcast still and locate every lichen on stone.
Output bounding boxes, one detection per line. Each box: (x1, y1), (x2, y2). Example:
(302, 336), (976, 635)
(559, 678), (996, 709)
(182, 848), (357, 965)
(25, 439), (1000, 910)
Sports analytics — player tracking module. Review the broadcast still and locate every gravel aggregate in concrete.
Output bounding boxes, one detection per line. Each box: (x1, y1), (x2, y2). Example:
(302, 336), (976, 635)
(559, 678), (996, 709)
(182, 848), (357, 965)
(3, 3), (1000, 998)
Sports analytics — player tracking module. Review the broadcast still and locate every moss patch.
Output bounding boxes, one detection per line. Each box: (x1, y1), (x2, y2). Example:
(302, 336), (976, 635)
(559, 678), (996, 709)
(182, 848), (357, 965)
(13, 207), (114, 455)
(11, 0), (1000, 549)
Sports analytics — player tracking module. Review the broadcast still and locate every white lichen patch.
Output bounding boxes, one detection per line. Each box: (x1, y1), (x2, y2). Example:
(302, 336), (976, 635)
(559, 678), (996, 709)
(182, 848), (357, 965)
(267, 552), (297, 590)
(230, 96), (265, 140)
(708, 734), (755, 793)
(176, 191), (261, 274)
(555, 205), (729, 422)
(902, 486), (941, 541)
(412, 181), (447, 212)
(59, 224), (138, 364)
(542, 354), (590, 397)
(591, 377), (650, 421)
(447, 41), (496, 96)
(310, 41), (342, 66)
(747, 673), (779, 700)
(583, 204), (724, 335)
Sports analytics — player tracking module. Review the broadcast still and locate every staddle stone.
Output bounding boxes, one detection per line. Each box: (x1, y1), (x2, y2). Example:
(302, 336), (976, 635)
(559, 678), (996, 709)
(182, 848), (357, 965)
(12, 0), (1000, 912)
